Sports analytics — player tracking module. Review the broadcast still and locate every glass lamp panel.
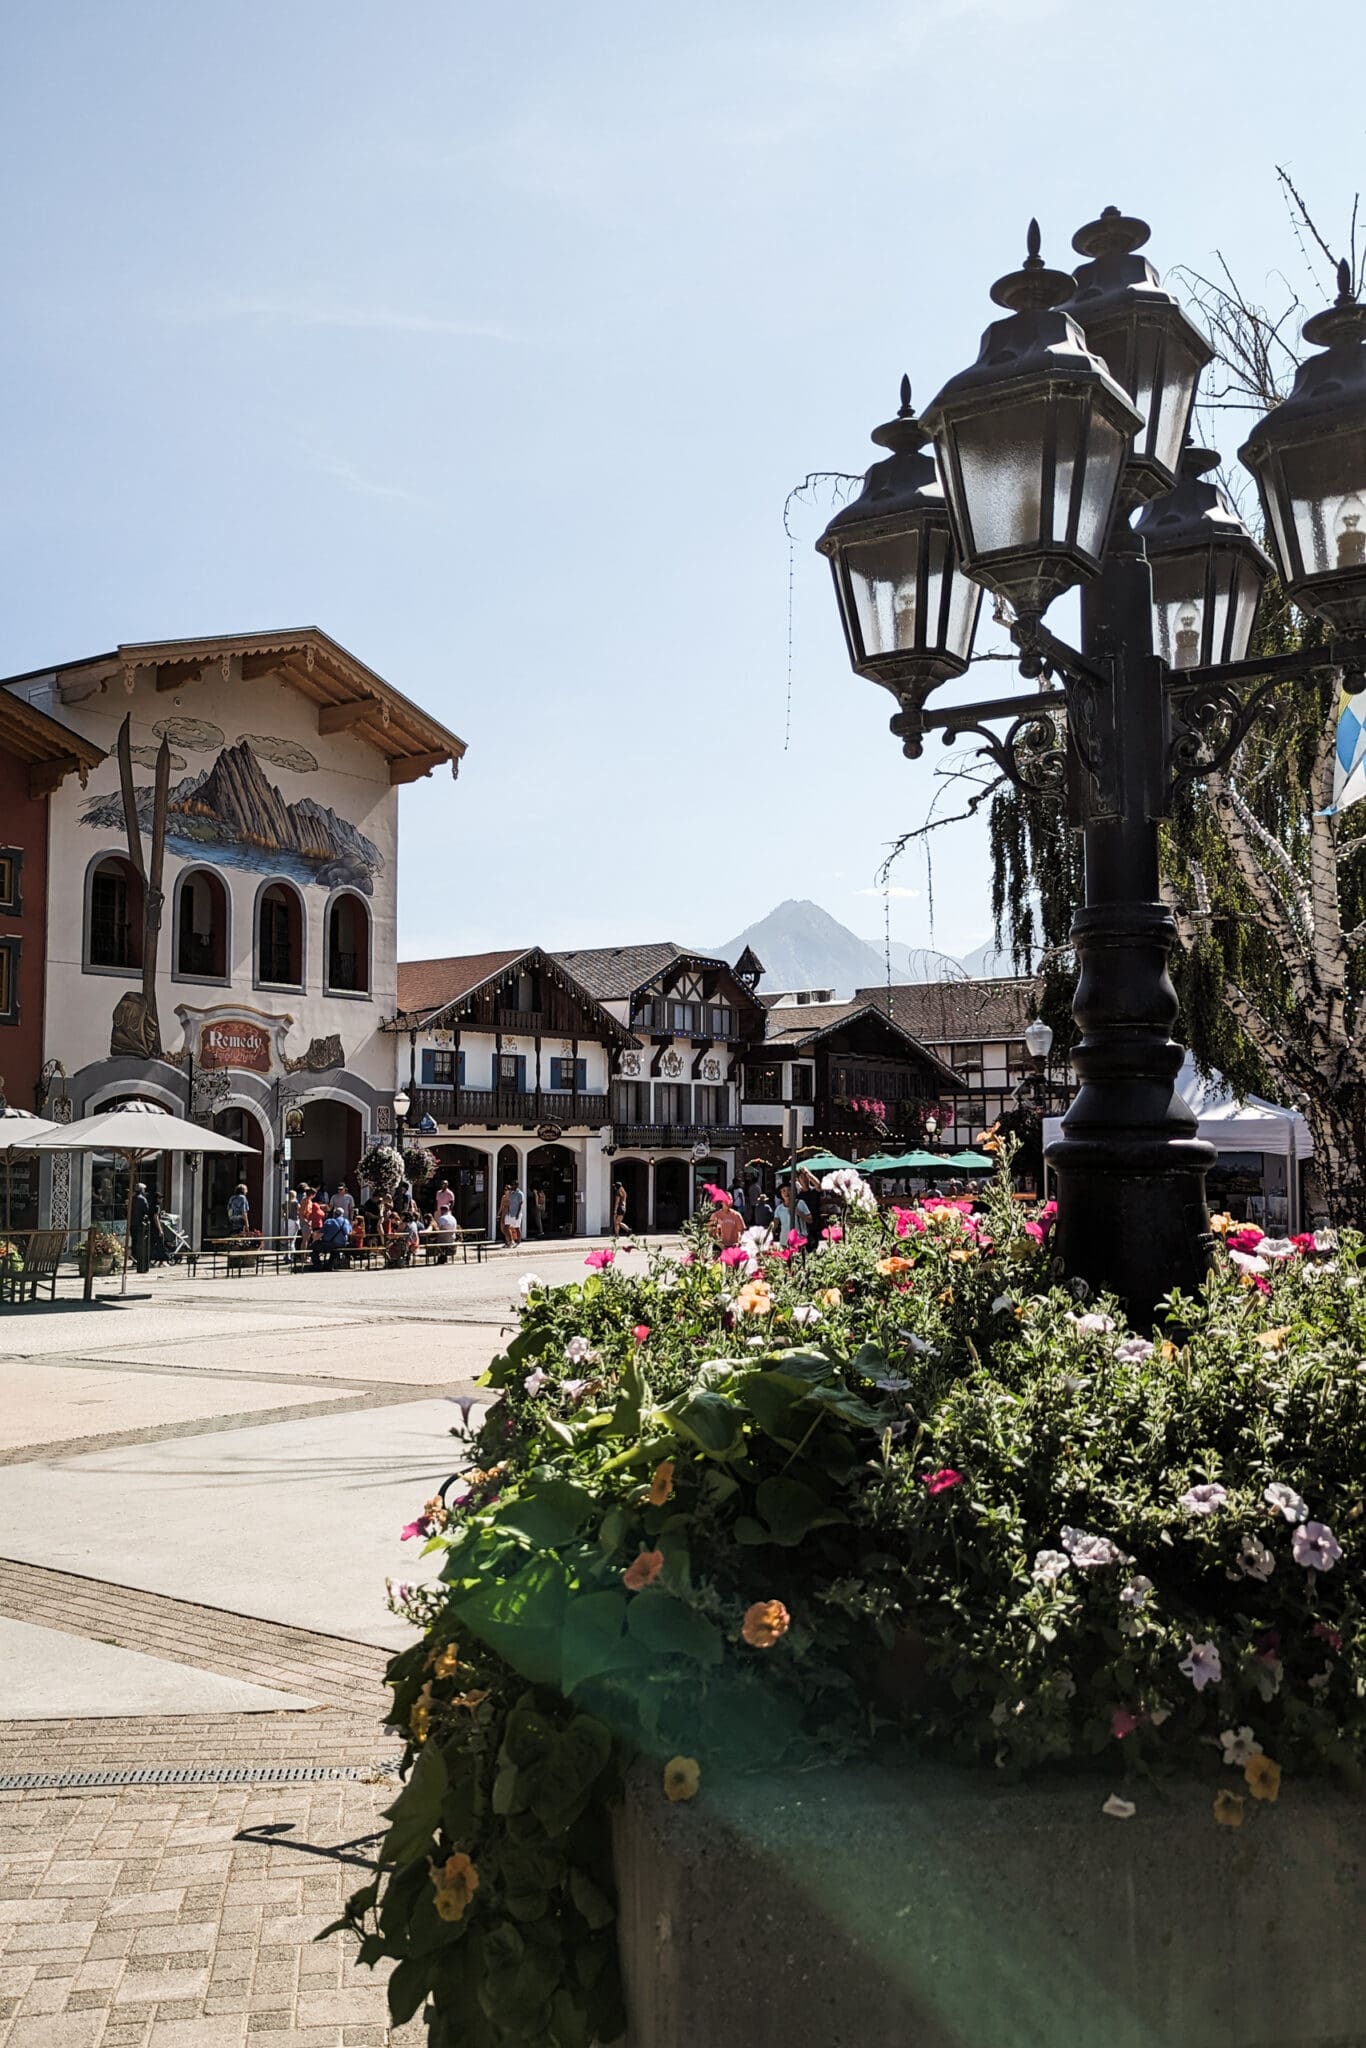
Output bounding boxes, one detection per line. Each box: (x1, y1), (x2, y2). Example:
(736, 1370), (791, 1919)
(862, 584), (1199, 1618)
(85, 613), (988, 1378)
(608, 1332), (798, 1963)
(1150, 553), (1206, 669)
(1223, 557), (1262, 664)
(843, 534), (926, 656)
(950, 401), (1049, 556)
(1072, 413), (1128, 562)
(923, 525), (981, 664)
(1280, 429), (1366, 576)
(1151, 332), (1202, 479)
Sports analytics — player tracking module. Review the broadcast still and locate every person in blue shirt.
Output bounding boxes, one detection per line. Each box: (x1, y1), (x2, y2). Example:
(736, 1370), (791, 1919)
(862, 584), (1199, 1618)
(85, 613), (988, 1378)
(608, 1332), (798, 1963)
(312, 1204), (352, 1271)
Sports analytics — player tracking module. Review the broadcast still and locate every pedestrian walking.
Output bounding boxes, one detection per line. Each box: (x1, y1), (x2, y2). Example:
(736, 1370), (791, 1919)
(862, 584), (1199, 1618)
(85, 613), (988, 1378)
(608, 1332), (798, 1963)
(226, 1183), (250, 1237)
(612, 1181), (629, 1238)
(499, 1180), (525, 1247)
(333, 1180), (355, 1221)
(433, 1179), (455, 1218)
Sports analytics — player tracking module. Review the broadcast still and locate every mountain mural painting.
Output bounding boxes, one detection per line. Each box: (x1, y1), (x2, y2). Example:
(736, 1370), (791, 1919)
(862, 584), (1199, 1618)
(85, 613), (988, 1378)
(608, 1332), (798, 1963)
(81, 738), (382, 895)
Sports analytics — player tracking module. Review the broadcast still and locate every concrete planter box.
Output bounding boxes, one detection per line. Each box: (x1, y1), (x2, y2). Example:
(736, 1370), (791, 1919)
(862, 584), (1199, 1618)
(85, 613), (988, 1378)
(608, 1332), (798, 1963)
(613, 1761), (1366, 2048)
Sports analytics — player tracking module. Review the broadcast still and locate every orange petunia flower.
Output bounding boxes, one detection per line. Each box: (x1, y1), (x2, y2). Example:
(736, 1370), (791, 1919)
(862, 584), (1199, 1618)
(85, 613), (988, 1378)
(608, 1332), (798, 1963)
(741, 1599), (791, 1649)
(736, 1280), (774, 1316)
(623, 1549), (664, 1592)
(1244, 1753), (1281, 1802)
(876, 1256), (913, 1277)
(816, 1287), (843, 1310)
(1254, 1328), (1290, 1352)
(647, 1460), (675, 1507)
(431, 1850), (480, 1921)
(663, 1756), (700, 1802)
(430, 1642), (459, 1679)
(1213, 1789), (1245, 1828)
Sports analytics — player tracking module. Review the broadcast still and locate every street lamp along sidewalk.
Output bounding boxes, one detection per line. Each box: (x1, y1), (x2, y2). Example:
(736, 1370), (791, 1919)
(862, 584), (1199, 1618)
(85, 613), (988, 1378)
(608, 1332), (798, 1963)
(818, 211), (1366, 1321)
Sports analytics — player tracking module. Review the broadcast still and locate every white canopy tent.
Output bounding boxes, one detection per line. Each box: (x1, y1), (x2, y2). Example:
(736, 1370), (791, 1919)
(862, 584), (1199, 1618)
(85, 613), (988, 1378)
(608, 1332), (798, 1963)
(1044, 1054), (1312, 1232)
(1, 1110), (61, 1234)
(26, 1103), (257, 1297)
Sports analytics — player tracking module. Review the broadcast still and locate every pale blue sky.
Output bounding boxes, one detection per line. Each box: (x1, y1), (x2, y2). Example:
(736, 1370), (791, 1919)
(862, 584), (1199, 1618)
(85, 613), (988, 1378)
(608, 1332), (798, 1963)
(2, 0), (1361, 965)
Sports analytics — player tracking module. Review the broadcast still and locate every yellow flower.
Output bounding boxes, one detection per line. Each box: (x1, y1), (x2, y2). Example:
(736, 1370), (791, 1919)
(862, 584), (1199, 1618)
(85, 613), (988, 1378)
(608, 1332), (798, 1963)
(741, 1599), (791, 1649)
(1213, 1789), (1245, 1828)
(736, 1279), (774, 1316)
(663, 1756), (700, 1802)
(1244, 1753), (1281, 1802)
(876, 1256), (913, 1277)
(976, 1126), (1003, 1155)
(647, 1460), (675, 1507)
(623, 1549), (664, 1591)
(948, 1248), (972, 1264)
(430, 1642), (459, 1679)
(1208, 1212), (1235, 1236)
(409, 1681), (434, 1745)
(1160, 1340), (1180, 1362)
(938, 1286), (955, 1305)
(816, 1287), (843, 1310)
(431, 1851), (480, 1921)
(1254, 1328), (1289, 1352)
(451, 1689), (491, 1711)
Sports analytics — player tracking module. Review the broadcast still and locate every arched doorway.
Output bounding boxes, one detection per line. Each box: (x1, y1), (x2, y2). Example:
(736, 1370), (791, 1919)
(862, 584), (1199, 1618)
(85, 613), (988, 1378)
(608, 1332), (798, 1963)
(613, 1158), (648, 1237)
(654, 1158), (689, 1233)
(495, 1144), (521, 1238)
(202, 1105), (267, 1239)
(434, 1145), (491, 1237)
(527, 1143), (577, 1238)
(292, 1099), (363, 1209)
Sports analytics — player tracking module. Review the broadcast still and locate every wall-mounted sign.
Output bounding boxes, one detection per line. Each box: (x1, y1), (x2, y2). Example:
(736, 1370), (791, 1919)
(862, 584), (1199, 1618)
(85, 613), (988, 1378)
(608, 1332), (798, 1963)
(284, 1107), (305, 1138)
(199, 1019), (272, 1073)
(537, 1122), (563, 1142)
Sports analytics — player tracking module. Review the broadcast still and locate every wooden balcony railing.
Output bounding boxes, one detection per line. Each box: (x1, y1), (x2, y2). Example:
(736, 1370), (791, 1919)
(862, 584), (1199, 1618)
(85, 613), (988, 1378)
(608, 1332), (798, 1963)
(409, 1087), (610, 1129)
(614, 1123), (746, 1150)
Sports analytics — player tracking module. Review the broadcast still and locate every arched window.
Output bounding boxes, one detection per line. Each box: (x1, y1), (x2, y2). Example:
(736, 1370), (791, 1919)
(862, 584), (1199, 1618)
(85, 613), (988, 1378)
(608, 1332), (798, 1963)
(175, 869), (229, 980)
(325, 891), (371, 995)
(256, 881), (304, 989)
(87, 855), (144, 970)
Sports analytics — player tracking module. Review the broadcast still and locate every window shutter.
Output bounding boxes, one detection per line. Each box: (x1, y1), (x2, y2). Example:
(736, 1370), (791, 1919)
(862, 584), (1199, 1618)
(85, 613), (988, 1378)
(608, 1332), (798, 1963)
(516, 1056), (527, 1092)
(420, 1050), (437, 1085)
(575, 1059), (587, 1091)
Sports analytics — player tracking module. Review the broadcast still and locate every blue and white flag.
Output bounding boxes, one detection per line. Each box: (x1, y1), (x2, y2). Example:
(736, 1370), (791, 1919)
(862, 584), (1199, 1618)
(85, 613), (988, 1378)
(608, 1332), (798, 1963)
(1325, 680), (1366, 815)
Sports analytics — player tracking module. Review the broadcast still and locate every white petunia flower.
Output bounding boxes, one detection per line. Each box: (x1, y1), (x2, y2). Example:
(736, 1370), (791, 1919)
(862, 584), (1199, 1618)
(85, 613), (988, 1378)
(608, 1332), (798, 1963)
(1119, 1574), (1153, 1608)
(1218, 1726), (1262, 1767)
(1179, 1482), (1228, 1517)
(564, 1336), (593, 1366)
(1292, 1520), (1343, 1572)
(519, 1273), (545, 1297)
(1102, 1795), (1136, 1819)
(1114, 1336), (1155, 1362)
(1031, 1549), (1071, 1585)
(1264, 1482), (1309, 1524)
(1067, 1312), (1115, 1335)
(522, 1367), (548, 1396)
(791, 1304), (822, 1326)
(1179, 1640), (1222, 1691)
(1234, 1533), (1275, 1582)
(1061, 1525), (1125, 1569)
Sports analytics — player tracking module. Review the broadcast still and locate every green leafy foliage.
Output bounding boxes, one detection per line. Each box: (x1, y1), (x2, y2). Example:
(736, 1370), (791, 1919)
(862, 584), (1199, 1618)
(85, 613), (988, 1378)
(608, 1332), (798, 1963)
(340, 1170), (1366, 2041)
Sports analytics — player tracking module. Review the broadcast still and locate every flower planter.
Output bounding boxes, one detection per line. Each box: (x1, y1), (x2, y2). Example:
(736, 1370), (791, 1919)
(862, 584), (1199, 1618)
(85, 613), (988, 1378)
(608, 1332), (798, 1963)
(612, 1760), (1366, 2048)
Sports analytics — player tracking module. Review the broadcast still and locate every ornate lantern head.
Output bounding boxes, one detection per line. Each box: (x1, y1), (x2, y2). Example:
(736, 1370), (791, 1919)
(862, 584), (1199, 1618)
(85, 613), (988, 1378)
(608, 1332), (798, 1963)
(1240, 262), (1366, 635)
(1134, 442), (1273, 669)
(923, 222), (1144, 633)
(816, 376), (982, 756)
(1062, 207), (1213, 507)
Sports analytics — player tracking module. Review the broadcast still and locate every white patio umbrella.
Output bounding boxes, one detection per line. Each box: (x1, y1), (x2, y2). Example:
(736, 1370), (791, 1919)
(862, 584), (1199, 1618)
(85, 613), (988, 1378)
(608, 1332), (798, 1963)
(26, 1102), (257, 1296)
(0, 1110), (60, 1236)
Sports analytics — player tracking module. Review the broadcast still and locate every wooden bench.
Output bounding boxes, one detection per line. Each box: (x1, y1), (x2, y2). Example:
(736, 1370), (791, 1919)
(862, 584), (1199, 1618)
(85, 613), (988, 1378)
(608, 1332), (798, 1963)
(0, 1229), (68, 1305)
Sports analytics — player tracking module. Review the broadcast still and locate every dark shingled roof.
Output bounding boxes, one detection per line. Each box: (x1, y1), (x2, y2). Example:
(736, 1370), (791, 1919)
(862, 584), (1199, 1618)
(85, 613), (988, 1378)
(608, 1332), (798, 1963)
(852, 978), (1040, 1045)
(551, 943), (689, 1001)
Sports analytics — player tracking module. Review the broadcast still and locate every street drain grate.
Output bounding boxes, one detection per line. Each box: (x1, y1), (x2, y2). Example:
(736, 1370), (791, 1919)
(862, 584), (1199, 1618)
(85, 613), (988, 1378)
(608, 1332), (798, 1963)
(0, 1760), (402, 1792)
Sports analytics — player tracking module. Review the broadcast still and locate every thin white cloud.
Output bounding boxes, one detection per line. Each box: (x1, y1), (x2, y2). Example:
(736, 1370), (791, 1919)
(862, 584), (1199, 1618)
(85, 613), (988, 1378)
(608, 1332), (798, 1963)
(303, 447), (437, 511)
(855, 884), (921, 900)
(168, 293), (515, 343)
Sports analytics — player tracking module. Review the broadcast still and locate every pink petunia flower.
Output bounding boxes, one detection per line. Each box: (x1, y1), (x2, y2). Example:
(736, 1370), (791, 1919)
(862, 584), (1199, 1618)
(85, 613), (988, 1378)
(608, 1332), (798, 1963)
(584, 1248), (615, 1270)
(822, 1225), (843, 1243)
(1023, 1220), (1045, 1242)
(1312, 1622), (1343, 1653)
(719, 1247), (749, 1267)
(633, 1324), (650, 1344)
(702, 1184), (732, 1208)
(1292, 1521), (1343, 1572)
(400, 1517), (431, 1543)
(1111, 1707), (1139, 1740)
(1226, 1226), (1265, 1255)
(922, 1468), (962, 1495)
(677, 1251), (695, 1266)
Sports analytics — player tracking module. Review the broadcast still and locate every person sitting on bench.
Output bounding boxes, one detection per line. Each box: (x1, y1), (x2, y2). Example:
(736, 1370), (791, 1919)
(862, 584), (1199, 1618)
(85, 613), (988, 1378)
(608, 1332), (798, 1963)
(311, 1204), (352, 1271)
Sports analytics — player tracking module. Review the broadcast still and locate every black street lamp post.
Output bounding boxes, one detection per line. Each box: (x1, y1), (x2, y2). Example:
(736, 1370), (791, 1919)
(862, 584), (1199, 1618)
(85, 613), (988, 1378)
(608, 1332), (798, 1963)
(819, 214), (1366, 1322)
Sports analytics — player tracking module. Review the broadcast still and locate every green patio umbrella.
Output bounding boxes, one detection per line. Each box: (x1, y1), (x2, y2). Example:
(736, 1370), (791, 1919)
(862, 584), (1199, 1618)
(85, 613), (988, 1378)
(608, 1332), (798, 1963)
(945, 1149), (995, 1171)
(855, 1153), (903, 1174)
(776, 1152), (854, 1178)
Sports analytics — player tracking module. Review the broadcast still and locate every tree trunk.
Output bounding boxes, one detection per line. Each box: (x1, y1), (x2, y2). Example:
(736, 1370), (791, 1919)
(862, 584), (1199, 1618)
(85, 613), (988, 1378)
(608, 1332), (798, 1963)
(1302, 1084), (1366, 1231)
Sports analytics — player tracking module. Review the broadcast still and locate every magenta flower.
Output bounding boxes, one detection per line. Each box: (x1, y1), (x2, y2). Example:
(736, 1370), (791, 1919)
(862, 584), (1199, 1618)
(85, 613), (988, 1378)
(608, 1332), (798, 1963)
(1110, 1707), (1139, 1740)
(633, 1324), (650, 1344)
(702, 1184), (732, 1208)
(922, 1468), (962, 1495)
(1023, 1220), (1045, 1242)
(584, 1249), (615, 1270)
(400, 1517), (431, 1543)
(1312, 1622), (1343, 1653)
(822, 1225), (843, 1244)
(677, 1251), (695, 1266)
(1226, 1225), (1265, 1255)
(719, 1247), (748, 1267)
(1292, 1521), (1342, 1572)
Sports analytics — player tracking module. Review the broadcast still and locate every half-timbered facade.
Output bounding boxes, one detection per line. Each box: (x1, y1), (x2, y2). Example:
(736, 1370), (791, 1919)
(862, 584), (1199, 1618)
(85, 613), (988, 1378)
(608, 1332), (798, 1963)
(743, 997), (965, 1165)
(554, 944), (767, 1231)
(390, 948), (636, 1238)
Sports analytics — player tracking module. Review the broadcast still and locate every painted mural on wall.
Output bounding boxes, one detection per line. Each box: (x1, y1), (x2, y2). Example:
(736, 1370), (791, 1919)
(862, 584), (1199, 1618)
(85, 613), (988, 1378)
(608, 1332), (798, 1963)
(80, 720), (382, 895)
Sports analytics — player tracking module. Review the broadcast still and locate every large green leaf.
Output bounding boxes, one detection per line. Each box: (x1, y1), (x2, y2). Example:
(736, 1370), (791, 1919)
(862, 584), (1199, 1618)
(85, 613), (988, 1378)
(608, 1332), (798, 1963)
(560, 1590), (630, 1694)
(625, 1590), (723, 1665)
(387, 1955), (435, 2027)
(661, 1388), (743, 1455)
(493, 1480), (595, 1549)
(380, 1740), (447, 1867)
(520, 1715), (614, 1837)
(450, 1556), (569, 1685)
(800, 1380), (889, 1430)
(754, 1474), (847, 1546)
(609, 1352), (651, 1438)
(736, 1373), (805, 1443)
